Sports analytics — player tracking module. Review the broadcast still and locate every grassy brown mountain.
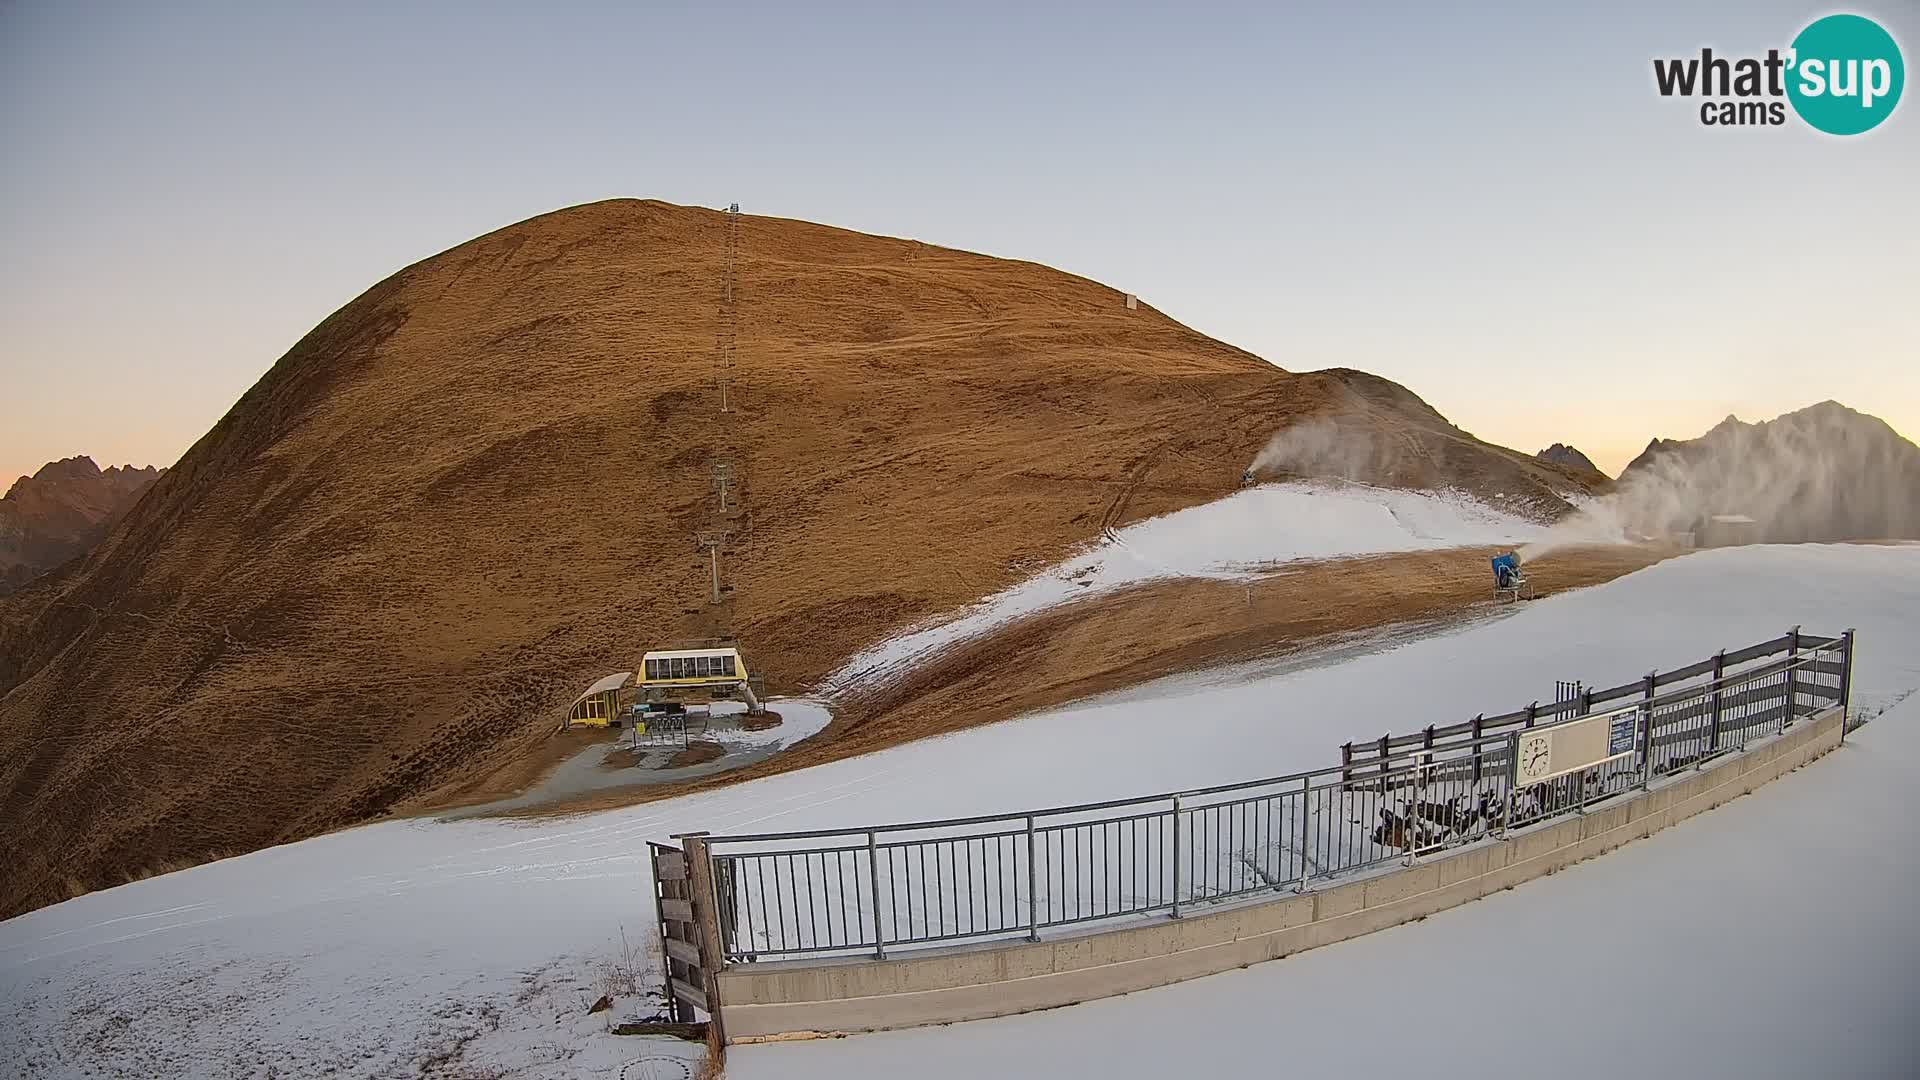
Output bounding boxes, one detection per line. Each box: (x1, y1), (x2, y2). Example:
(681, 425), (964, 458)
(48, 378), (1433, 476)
(0, 198), (1601, 917)
(0, 457), (163, 597)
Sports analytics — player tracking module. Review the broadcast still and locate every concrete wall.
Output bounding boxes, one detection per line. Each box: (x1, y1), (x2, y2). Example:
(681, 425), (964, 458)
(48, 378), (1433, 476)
(718, 706), (1844, 1042)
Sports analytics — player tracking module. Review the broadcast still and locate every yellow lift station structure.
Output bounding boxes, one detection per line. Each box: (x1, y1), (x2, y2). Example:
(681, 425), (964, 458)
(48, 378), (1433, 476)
(639, 647), (762, 713)
(566, 671), (633, 728)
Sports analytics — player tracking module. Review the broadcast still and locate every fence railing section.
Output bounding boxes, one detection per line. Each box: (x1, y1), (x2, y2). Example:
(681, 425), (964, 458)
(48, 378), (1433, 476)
(693, 628), (1854, 963)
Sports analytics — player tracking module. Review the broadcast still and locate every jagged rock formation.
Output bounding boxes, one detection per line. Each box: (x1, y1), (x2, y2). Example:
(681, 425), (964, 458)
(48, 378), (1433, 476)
(0, 457), (163, 596)
(1535, 443), (1606, 482)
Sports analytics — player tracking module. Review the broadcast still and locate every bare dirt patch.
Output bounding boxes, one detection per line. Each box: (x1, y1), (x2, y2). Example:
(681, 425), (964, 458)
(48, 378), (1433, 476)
(739, 709), (783, 732)
(664, 740), (727, 769)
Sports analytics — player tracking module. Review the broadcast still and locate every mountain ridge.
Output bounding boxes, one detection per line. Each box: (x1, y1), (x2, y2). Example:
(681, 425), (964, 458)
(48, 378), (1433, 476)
(1619, 400), (1920, 542)
(1534, 442), (1605, 482)
(0, 456), (163, 597)
(0, 198), (1604, 917)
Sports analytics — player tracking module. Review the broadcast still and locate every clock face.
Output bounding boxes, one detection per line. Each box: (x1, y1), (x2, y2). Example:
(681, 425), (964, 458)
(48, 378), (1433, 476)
(1518, 734), (1552, 780)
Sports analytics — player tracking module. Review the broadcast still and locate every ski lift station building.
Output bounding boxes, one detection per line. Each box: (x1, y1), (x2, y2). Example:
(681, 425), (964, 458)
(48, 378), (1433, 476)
(639, 647), (762, 712)
(565, 670), (633, 728)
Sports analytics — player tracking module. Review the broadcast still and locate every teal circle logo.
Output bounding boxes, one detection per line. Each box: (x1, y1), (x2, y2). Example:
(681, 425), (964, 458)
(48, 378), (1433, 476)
(1787, 14), (1904, 135)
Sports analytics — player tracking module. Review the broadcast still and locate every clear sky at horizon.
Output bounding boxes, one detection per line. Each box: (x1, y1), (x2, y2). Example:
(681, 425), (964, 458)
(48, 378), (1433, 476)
(3, 0), (1915, 490)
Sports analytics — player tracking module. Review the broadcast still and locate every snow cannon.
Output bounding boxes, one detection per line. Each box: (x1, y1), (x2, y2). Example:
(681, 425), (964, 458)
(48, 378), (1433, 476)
(1491, 553), (1533, 603)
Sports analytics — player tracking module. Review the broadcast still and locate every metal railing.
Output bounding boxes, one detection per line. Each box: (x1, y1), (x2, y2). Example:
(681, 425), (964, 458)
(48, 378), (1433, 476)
(694, 628), (1854, 963)
(634, 713), (691, 750)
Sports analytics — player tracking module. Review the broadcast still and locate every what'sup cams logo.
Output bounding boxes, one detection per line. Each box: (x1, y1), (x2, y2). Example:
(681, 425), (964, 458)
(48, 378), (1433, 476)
(1654, 13), (1904, 134)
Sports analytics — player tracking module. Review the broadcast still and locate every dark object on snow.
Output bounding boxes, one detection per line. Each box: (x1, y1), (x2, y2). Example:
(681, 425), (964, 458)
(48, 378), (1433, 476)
(613, 1019), (710, 1040)
(1492, 553), (1533, 602)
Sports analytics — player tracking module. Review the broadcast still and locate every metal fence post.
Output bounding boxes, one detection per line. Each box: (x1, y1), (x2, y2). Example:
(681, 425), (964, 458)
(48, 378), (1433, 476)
(1708, 650), (1725, 758)
(1170, 794), (1184, 918)
(1785, 625), (1801, 729)
(1500, 732), (1519, 836)
(1417, 725), (1436, 821)
(866, 830), (886, 959)
(1340, 741), (1353, 792)
(1471, 714), (1485, 784)
(1295, 776), (1313, 893)
(1839, 628), (1856, 744)
(1525, 702), (1538, 728)
(1025, 815), (1039, 942)
(1641, 672), (1657, 789)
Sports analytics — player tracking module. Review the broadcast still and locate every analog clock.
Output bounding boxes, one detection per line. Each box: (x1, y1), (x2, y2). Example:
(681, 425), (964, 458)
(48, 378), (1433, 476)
(1518, 734), (1552, 780)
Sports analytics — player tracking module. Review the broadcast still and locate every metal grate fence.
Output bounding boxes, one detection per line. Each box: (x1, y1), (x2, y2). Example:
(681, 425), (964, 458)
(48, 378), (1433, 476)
(693, 628), (1853, 963)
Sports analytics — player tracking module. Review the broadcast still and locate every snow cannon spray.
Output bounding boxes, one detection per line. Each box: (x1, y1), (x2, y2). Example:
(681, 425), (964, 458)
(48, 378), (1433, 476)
(1248, 415), (1403, 485)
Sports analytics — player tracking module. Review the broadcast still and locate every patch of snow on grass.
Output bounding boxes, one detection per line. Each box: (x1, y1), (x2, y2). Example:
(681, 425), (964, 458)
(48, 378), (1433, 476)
(828, 480), (1547, 691)
(716, 698), (831, 751)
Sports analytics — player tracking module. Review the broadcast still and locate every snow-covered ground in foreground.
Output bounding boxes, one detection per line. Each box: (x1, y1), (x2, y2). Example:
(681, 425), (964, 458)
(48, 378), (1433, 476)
(3, 544), (1917, 1078)
(829, 480), (1547, 689)
(733, 654), (1920, 1080)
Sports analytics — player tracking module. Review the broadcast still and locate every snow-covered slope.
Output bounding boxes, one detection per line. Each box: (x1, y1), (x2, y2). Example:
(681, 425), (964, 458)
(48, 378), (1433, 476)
(3, 544), (1916, 1078)
(830, 480), (1548, 689)
(735, 613), (1920, 1080)
(735, 690), (1920, 1080)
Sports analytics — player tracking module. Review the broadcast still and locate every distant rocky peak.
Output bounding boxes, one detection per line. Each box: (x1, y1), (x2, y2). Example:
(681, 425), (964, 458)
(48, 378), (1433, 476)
(26, 454), (102, 484)
(1, 454), (166, 596)
(1535, 442), (1602, 476)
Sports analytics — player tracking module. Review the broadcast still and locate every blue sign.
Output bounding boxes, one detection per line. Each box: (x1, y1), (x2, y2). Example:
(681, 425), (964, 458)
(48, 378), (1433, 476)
(1609, 711), (1639, 756)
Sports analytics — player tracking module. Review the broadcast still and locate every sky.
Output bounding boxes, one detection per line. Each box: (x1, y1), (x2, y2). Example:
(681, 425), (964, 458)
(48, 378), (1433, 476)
(2, 0), (1915, 490)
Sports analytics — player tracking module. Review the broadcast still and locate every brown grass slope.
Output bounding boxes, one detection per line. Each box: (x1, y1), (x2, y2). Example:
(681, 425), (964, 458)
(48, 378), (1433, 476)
(0, 199), (1595, 917)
